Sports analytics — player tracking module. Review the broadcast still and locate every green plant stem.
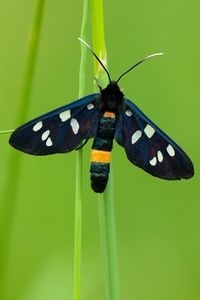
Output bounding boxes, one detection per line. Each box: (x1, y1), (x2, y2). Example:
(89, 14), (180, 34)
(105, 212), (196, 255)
(91, 0), (107, 87)
(0, 130), (14, 134)
(74, 148), (82, 300)
(73, 1), (89, 300)
(0, 1), (45, 299)
(98, 172), (119, 300)
(91, 1), (119, 300)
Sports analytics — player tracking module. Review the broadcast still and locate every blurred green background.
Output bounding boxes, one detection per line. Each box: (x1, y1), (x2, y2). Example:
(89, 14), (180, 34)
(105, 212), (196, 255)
(0, 0), (199, 299)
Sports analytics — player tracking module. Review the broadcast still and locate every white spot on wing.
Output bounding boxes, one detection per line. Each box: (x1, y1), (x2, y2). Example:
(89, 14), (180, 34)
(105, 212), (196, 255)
(87, 103), (94, 110)
(125, 110), (132, 116)
(46, 137), (53, 147)
(131, 130), (142, 144)
(70, 118), (79, 134)
(149, 156), (157, 166)
(59, 110), (71, 122)
(33, 121), (43, 132)
(166, 144), (175, 156)
(144, 124), (155, 138)
(41, 130), (50, 141)
(157, 150), (163, 162)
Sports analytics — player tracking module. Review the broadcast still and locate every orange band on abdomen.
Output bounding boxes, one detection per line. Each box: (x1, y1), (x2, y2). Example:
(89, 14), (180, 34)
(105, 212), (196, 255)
(103, 111), (116, 118)
(90, 149), (111, 163)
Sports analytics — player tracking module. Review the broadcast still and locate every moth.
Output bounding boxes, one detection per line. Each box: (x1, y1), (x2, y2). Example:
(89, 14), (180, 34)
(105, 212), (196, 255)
(9, 39), (194, 193)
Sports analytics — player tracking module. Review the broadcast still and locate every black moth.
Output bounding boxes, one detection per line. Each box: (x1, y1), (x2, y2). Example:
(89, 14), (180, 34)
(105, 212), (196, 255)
(9, 39), (194, 193)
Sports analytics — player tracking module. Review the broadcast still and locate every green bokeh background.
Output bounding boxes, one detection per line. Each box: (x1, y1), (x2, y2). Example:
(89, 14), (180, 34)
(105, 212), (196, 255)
(0, 1), (199, 299)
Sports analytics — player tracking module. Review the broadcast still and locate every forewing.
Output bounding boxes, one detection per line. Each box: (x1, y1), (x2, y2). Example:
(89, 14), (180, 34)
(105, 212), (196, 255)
(115, 98), (194, 179)
(9, 94), (101, 155)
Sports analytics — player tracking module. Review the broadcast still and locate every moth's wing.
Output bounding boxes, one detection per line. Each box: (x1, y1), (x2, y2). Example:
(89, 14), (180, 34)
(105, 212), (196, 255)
(115, 98), (194, 179)
(9, 93), (101, 155)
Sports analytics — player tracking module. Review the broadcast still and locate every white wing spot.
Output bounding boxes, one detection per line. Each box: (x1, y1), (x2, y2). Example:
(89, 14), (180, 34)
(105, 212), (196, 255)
(70, 118), (79, 134)
(46, 137), (53, 147)
(149, 156), (157, 166)
(157, 150), (163, 162)
(87, 103), (94, 110)
(144, 124), (155, 138)
(41, 130), (50, 141)
(33, 121), (43, 132)
(131, 130), (142, 144)
(125, 110), (132, 117)
(166, 144), (175, 157)
(59, 110), (71, 122)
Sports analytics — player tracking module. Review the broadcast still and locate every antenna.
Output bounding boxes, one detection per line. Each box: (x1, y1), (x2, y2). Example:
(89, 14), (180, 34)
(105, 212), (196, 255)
(78, 37), (112, 83)
(116, 52), (164, 83)
(78, 38), (164, 85)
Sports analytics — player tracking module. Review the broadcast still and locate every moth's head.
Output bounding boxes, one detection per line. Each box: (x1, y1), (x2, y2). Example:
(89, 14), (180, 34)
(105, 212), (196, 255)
(100, 81), (124, 111)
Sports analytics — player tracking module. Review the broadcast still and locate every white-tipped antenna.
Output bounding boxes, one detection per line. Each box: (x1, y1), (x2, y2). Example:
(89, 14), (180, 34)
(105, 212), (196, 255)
(116, 52), (164, 83)
(78, 37), (164, 84)
(78, 37), (112, 83)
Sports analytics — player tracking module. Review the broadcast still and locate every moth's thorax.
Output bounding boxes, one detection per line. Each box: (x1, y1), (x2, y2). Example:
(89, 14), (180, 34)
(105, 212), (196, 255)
(100, 81), (124, 113)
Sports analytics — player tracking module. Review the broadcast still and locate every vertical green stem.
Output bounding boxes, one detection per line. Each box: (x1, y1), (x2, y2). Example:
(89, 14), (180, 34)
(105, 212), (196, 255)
(91, 0), (107, 87)
(91, 1), (119, 300)
(73, 1), (89, 300)
(74, 149), (82, 300)
(98, 172), (119, 300)
(0, 1), (45, 299)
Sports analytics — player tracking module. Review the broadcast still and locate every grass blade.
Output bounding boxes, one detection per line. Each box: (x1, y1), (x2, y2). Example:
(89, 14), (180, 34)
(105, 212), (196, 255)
(0, 1), (46, 299)
(73, 0), (89, 299)
(91, 1), (120, 299)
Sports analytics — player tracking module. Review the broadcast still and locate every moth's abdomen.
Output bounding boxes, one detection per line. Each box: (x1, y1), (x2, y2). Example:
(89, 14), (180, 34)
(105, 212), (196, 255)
(90, 112), (116, 193)
(90, 151), (111, 193)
